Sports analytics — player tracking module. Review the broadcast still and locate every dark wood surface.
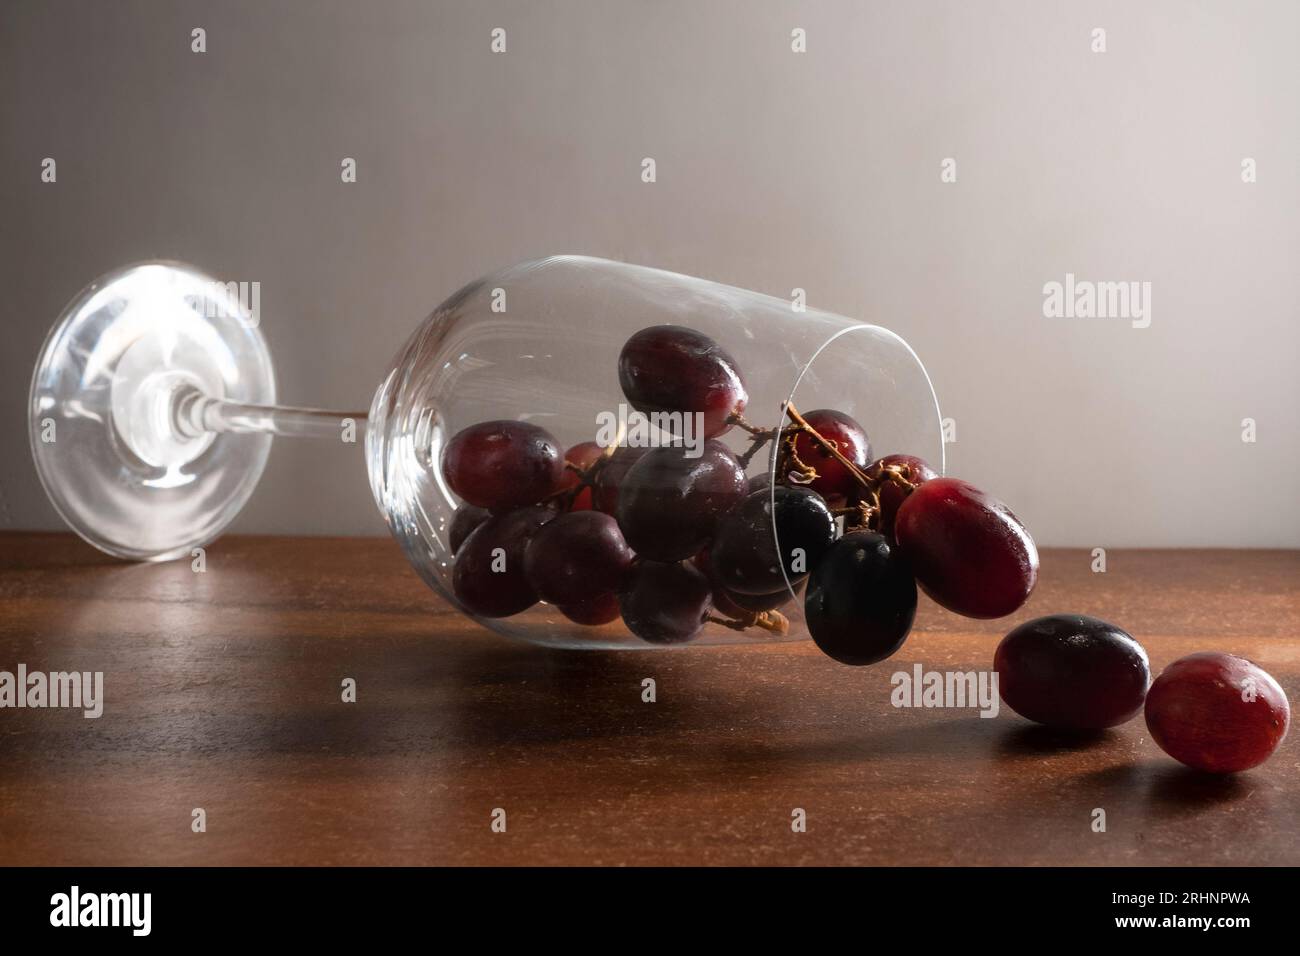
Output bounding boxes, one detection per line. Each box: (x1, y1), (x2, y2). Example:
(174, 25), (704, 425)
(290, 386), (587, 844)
(0, 531), (1296, 866)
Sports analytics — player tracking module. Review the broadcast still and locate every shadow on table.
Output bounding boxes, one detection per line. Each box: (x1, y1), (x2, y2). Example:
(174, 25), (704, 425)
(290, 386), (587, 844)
(994, 724), (1112, 756)
(1143, 764), (1253, 810)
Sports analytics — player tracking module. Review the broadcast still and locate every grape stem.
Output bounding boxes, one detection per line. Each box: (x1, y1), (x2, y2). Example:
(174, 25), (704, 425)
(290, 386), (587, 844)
(782, 403), (873, 487)
(779, 403), (922, 532)
(548, 422), (629, 507)
(731, 406), (910, 508)
(779, 431), (817, 484)
(729, 414), (781, 470)
(547, 454), (611, 509)
(727, 414), (775, 438)
(832, 501), (877, 530)
(705, 610), (790, 637)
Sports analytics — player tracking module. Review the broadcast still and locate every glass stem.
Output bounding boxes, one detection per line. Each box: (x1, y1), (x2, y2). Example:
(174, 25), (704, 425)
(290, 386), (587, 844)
(172, 385), (367, 440)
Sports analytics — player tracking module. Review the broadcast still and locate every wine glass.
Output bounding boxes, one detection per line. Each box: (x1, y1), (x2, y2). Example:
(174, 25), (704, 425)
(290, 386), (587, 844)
(30, 255), (944, 648)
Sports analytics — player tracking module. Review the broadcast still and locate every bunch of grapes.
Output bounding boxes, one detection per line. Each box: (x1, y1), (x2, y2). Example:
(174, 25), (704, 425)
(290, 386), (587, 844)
(441, 324), (1039, 661)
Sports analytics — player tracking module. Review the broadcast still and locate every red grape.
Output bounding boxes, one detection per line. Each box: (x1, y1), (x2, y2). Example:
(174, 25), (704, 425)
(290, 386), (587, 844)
(995, 615), (1150, 729)
(616, 440), (746, 562)
(560, 440), (606, 511)
(862, 453), (938, 540)
(452, 506), (554, 617)
(442, 420), (564, 511)
(558, 591), (621, 626)
(893, 477), (1038, 619)
(786, 409), (870, 507)
(619, 559), (713, 644)
(448, 503), (489, 554)
(593, 445), (648, 515)
(804, 531), (916, 665)
(709, 486), (835, 594)
(1145, 653), (1290, 773)
(618, 325), (748, 439)
(692, 549), (793, 617)
(523, 510), (635, 606)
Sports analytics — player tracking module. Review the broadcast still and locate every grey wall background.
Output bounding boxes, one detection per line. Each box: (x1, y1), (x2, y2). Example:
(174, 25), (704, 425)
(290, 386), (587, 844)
(2, 0), (1297, 548)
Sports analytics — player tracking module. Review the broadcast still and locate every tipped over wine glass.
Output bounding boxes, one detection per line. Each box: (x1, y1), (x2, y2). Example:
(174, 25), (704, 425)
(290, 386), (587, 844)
(30, 254), (1043, 657)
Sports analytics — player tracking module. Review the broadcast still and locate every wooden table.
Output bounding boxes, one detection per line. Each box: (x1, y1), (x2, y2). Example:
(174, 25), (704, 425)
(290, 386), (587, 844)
(0, 532), (1295, 866)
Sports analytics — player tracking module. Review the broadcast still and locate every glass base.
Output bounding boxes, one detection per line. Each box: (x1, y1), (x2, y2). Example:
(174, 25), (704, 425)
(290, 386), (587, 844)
(29, 261), (276, 561)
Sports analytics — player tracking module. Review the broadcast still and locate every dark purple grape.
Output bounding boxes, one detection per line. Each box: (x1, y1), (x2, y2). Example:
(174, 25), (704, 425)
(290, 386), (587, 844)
(616, 440), (746, 562)
(559, 591), (621, 626)
(727, 584), (797, 613)
(442, 420), (564, 511)
(861, 453), (938, 540)
(449, 503), (489, 554)
(523, 510), (635, 606)
(708, 584), (757, 619)
(709, 486), (835, 595)
(894, 477), (1037, 619)
(746, 473), (772, 495)
(452, 506), (554, 617)
(786, 409), (870, 507)
(995, 615), (1150, 730)
(805, 531), (917, 665)
(619, 560), (712, 644)
(593, 445), (648, 515)
(692, 549), (793, 617)
(618, 325), (748, 439)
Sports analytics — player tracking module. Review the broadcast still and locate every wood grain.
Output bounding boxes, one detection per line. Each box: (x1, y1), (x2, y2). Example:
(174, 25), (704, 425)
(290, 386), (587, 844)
(0, 531), (1296, 866)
